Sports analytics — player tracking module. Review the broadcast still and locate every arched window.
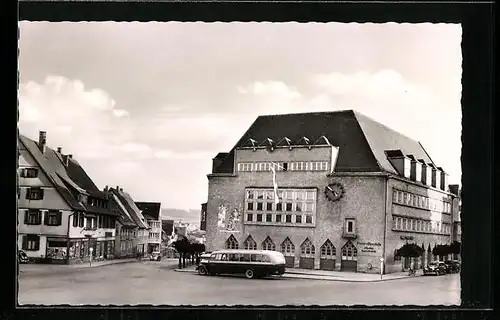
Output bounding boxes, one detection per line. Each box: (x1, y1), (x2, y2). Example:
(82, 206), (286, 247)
(243, 235), (257, 250)
(262, 236), (276, 251)
(280, 237), (295, 255)
(320, 239), (336, 258)
(341, 240), (357, 261)
(225, 235), (239, 249)
(300, 238), (315, 255)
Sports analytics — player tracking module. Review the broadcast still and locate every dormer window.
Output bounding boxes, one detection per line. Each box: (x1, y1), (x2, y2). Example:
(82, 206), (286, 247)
(385, 150), (411, 179)
(20, 168), (39, 178)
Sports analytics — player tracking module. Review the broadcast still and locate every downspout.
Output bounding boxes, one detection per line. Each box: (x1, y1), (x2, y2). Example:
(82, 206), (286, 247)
(381, 174), (389, 275)
(66, 212), (75, 265)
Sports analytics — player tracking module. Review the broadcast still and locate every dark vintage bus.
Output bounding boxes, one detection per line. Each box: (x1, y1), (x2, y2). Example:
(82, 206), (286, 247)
(196, 249), (286, 279)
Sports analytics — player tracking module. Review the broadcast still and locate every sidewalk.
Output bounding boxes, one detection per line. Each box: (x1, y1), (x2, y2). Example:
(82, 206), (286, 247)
(19, 257), (180, 276)
(174, 266), (421, 282)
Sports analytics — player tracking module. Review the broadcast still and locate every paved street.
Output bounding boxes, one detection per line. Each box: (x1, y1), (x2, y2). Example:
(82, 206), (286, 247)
(18, 260), (460, 306)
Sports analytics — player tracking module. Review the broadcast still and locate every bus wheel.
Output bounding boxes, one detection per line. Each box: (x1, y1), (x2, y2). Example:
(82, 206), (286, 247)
(198, 266), (208, 276)
(245, 269), (255, 279)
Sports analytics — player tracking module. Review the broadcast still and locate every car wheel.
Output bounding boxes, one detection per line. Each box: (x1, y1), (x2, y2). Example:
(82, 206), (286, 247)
(245, 269), (255, 279)
(198, 266), (208, 276)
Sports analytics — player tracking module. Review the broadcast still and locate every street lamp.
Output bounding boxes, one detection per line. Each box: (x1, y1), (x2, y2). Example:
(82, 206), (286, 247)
(379, 257), (384, 280)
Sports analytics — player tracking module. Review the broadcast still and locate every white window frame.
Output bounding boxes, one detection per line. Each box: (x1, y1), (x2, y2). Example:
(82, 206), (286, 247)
(237, 162), (253, 172)
(345, 218), (356, 234)
(244, 188), (316, 226)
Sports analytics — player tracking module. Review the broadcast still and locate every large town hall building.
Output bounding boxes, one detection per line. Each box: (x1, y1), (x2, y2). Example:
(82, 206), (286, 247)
(204, 110), (460, 274)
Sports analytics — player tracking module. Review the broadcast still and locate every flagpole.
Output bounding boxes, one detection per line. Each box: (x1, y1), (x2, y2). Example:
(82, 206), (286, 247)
(271, 162), (279, 205)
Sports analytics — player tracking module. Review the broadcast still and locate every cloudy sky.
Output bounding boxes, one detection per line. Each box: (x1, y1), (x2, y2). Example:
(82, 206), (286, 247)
(18, 22), (462, 211)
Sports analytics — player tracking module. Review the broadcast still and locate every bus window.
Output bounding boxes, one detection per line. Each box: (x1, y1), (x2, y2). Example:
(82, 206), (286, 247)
(251, 254), (262, 262)
(210, 253), (217, 259)
(240, 254), (251, 262)
(262, 255), (271, 263)
(228, 253), (239, 261)
(218, 253), (227, 261)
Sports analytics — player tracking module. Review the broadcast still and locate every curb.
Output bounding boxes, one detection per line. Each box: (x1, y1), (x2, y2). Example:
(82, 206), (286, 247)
(283, 273), (415, 283)
(174, 268), (418, 282)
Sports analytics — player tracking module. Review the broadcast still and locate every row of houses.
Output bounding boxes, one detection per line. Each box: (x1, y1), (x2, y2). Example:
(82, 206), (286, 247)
(17, 131), (163, 264)
(201, 110), (462, 274)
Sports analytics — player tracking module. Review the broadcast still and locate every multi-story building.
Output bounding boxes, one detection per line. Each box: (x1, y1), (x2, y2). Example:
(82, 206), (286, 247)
(204, 110), (460, 274)
(18, 131), (120, 264)
(449, 184), (461, 260)
(135, 202), (162, 253)
(106, 186), (139, 258)
(109, 187), (150, 256)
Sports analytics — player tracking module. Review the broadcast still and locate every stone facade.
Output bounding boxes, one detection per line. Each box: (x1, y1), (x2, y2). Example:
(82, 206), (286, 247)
(206, 151), (458, 275)
(204, 111), (460, 274)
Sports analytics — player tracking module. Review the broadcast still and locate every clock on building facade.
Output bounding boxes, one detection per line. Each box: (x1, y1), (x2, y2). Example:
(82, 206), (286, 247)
(325, 183), (345, 202)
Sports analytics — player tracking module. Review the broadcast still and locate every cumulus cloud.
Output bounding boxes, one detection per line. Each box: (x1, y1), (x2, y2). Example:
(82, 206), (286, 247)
(238, 80), (302, 99)
(18, 76), (135, 160)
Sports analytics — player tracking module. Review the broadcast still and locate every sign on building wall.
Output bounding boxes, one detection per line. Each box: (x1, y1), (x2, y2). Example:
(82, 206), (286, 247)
(358, 241), (382, 256)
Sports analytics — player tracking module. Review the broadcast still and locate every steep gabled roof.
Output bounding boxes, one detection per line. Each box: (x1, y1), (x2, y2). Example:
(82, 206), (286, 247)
(212, 110), (435, 175)
(135, 202), (161, 221)
(353, 111), (434, 174)
(20, 133), (118, 216)
(19, 134), (86, 211)
(108, 196), (136, 227)
(111, 188), (149, 229)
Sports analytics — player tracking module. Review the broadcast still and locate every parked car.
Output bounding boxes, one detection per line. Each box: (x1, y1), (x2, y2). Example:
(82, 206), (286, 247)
(18, 250), (29, 264)
(149, 251), (161, 261)
(444, 260), (461, 273)
(423, 261), (447, 276)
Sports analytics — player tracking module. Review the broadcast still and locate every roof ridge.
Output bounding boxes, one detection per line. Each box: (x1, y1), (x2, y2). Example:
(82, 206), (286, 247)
(258, 109), (354, 118)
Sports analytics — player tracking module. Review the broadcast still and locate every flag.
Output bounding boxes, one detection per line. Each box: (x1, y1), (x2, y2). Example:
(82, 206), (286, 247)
(271, 163), (279, 205)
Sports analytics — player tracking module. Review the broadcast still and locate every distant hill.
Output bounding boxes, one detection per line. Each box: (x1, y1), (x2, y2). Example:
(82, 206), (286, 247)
(161, 208), (200, 224)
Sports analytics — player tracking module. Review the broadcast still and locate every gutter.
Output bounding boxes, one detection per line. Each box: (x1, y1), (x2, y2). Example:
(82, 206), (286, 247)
(382, 175), (389, 275)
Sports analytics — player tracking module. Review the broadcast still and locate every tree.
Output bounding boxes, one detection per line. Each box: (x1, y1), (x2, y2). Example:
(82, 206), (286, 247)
(449, 241), (461, 258)
(432, 244), (451, 259)
(395, 243), (424, 270)
(396, 242), (424, 258)
(173, 237), (191, 268)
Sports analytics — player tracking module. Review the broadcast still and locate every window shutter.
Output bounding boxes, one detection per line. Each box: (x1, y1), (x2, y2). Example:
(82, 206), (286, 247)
(33, 168), (39, 177)
(39, 188), (45, 200)
(25, 188), (31, 199)
(57, 211), (62, 226)
(73, 213), (78, 227)
(22, 235), (28, 250)
(20, 168), (26, 178)
(24, 210), (28, 224)
(44, 211), (49, 225)
(35, 237), (40, 251)
(37, 210), (42, 225)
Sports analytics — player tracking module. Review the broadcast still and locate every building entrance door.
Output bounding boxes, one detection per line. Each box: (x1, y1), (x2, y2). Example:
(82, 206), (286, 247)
(340, 240), (358, 272)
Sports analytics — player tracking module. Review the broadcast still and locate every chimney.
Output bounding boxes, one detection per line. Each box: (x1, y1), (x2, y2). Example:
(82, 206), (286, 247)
(68, 154), (73, 159)
(57, 147), (62, 153)
(430, 164), (440, 188)
(408, 155), (422, 182)
(116, 186), (120, 191)
(38, 131), (47, 153)
(449, 184), (460, 196)
(385, 150), (411, 179)
(62, 154), (69, 166)
(438, 167), (448, 191)
(120, 188), (123, 192)
(103, 185), (109, 193)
